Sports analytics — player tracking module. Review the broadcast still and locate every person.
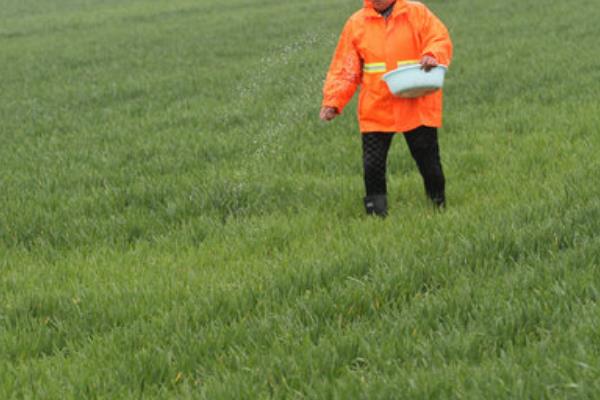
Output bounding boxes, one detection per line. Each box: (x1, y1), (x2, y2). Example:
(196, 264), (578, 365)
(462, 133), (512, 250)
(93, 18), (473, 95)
(320, 0), (453, 217)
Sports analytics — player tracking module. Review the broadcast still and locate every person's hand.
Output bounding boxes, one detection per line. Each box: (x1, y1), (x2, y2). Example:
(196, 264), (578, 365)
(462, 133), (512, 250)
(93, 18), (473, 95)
(319, 106), (339, 122)
(420, 55), (438, 72)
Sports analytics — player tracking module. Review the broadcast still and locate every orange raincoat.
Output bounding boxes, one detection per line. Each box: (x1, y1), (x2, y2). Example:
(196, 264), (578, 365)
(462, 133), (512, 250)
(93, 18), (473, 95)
(322, 0), (453, 133)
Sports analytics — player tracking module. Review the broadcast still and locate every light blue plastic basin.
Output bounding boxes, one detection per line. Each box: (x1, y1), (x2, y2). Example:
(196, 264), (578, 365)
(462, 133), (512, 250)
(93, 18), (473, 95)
(382, 64), (448, 98)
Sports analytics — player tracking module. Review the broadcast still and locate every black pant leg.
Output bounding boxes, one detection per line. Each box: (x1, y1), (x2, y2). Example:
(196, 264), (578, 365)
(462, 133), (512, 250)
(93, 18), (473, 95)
(362, 133), (394, 196)
(403, 126), (445, 204)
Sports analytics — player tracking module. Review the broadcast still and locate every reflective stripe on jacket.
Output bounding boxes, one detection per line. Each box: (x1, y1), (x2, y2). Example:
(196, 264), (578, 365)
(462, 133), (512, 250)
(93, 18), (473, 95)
(322, 0), (453, 133)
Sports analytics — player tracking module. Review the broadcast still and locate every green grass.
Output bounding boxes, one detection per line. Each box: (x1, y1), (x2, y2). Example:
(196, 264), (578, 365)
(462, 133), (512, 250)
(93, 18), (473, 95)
(1, 0), (600, 398)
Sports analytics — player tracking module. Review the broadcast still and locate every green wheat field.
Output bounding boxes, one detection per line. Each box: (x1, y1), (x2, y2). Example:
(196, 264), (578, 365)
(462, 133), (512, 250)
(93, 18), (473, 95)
(2, 0), (600, 398)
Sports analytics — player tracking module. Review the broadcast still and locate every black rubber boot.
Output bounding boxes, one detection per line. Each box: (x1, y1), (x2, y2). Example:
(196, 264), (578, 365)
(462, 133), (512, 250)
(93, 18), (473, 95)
(364, 194), (388, 218)
(431, 195), (446, 210)
(428, 191), (446, 210)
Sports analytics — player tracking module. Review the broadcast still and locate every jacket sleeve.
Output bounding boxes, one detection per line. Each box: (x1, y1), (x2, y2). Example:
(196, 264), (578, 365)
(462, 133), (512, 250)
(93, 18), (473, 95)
(322, 19), (362, 113)
(419, 6), (453, 66)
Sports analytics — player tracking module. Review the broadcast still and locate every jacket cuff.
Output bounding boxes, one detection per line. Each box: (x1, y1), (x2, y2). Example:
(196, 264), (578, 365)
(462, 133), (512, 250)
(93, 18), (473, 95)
(421, 51), (437, 61)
